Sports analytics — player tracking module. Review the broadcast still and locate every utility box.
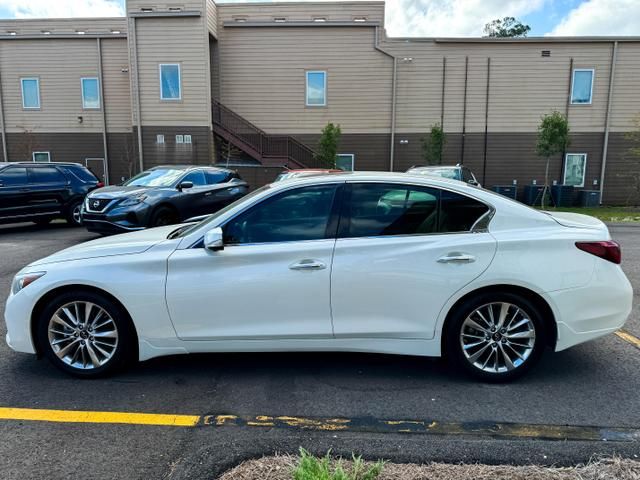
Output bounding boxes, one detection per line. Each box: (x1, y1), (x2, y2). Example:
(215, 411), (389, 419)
(578, 190), (601, 207)
(491, 185), (518, 200)
(523, 185), (545, 206)
(551, 185), (574, 207)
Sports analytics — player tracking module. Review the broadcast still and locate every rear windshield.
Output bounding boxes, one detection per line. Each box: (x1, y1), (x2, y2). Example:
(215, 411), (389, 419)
(61, 165), (99, 183)
(408, 167), (460, 180)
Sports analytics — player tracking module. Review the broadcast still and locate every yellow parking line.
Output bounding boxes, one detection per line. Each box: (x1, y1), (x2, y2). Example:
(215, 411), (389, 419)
(615, 330), (640, 350)
(0, 407), (200, 427)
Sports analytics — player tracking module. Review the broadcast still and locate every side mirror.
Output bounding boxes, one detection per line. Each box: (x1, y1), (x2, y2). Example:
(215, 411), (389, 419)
(204, 227), (224, 251)
(178, 181), (194, 191)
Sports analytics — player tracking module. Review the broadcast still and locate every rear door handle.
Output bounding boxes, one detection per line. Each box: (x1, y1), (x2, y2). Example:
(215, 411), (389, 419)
(289, 259), (327, 271)
(437, 253), (476, 263)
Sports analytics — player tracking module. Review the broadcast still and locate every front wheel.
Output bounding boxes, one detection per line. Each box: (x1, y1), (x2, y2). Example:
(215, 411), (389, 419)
(445, 292), (546, 382)
(65, 200), (84, 226)
(36, 290), (136, 378)
(149, 206), (178, 228)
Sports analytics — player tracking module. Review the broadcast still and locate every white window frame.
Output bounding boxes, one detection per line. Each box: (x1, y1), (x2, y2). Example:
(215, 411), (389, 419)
(305, 70), (327, 107)
(159, 63), (182, 101)
(156, 134), (165, 144)
(80, 77), (101, 110)
(336, 153), (354, 171)
(32, 151), (51, 162)
(176, 134), (184, 144)
(570, 68), (594, 105)
(184, 134), (192, 144)
(21, 77), (41, 109)
(563, 153), (587, 188)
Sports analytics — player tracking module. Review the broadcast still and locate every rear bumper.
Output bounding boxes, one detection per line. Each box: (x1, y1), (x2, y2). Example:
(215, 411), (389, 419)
(550, 260), (633, 351)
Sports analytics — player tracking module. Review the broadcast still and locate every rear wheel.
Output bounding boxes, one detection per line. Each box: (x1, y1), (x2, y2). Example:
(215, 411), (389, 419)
(65, 199), (84, 226)
(446, 292), (546, 382)
(36, 290), (136, 378)
(149, 206), (178, 227)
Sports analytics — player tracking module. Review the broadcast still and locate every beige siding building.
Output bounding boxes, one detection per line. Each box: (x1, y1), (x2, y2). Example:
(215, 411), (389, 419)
(0, 0), (638, 204)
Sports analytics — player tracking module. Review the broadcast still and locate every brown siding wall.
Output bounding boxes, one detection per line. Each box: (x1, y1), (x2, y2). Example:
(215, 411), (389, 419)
(294, 133), (391, 171)
(603, 134), (639, 205)
(139, 126), (213, 169)
(234, 165), (283, 190)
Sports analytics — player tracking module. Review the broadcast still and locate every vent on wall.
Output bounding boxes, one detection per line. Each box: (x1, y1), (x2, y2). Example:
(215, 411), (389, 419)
(541, 50), (551, 57)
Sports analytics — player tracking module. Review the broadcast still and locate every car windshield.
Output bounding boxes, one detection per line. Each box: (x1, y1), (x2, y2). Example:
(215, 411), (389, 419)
(171, 185), (272, 239)
(409, 168), (459, 180)
(124, 168), (185, 187)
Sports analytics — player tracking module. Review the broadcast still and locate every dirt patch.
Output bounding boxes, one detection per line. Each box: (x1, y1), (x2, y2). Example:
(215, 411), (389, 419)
(218, 455), (640, 480)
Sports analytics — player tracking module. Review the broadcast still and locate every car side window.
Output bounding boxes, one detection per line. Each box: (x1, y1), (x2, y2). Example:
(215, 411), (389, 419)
(205, 170), (228, 184)
(0, 167), (28, 186)
(439, 190), (489, 233)
(223, 185), (338, 244)
(341, 183), (439, 238)
(28, 166), (67, 184)
(181, 170), (206, 187)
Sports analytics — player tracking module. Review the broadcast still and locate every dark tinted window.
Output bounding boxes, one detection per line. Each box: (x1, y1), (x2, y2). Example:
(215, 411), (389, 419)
(0, 167), (28, 186)
(343, 184), (439, 237)
(182, 170), (206, 186)
(28, 166), (67, 184)
(439, 190), (489, 232)
(224, 185), (337, 244)
(61, 165), (98, 183)
(205, 170), (229, 184)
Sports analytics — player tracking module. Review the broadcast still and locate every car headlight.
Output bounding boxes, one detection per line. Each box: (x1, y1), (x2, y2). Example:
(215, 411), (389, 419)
(11, 272), (46, 295)
(120, 195), (147, 207)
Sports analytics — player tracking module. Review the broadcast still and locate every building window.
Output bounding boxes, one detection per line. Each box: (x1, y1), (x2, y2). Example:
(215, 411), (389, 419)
(571, 69), (594, 105)
(159, 64), (181, 100)
(32, 152), (51, 163)
(81, 77), (100, 109)
(176, 135), (184, 144)
(336, 154), (354, 171)
(306, 71), (326, 107)
(564, 153), (587, 187)
(156, 134), (165, 144)
(184, 134), (192, 144)
(21, 78), (40, 109)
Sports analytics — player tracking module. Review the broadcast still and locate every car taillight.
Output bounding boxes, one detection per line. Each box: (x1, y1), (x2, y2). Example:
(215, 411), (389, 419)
(575, 241), (621, 264)
(96, 181), (105, 188)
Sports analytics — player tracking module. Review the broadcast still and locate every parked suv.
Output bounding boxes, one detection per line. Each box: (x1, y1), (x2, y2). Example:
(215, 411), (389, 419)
(81, 165), (248, 234)
(406, 164), (481, 187)
(0, 162), (102, 227)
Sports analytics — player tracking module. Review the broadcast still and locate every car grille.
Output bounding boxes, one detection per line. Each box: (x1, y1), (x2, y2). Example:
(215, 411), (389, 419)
(85, 197), (112, 213)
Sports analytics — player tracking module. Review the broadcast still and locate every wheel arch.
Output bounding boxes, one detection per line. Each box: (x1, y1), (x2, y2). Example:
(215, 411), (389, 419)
(30, 284), (139, 358)
(149, 202), (180, 225)
(440, 284), (557, 357)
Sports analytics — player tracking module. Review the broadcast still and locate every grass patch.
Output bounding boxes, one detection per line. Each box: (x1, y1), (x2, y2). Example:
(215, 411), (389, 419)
(538, 206), (640, 223)
(218, 454), (640, 480)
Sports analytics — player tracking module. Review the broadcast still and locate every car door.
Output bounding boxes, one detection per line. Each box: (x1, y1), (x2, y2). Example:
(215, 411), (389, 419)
(26, 165), (70, 215)
(165, 183), (341, 340)
(176, 169), (209, 217)
(0, 166), (30, 220)
(330, 182), (497, 340)
(202, 169), (247, 213)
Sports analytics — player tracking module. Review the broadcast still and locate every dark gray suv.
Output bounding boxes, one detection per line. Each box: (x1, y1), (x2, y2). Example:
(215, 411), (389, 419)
(80, 165), (248, 235)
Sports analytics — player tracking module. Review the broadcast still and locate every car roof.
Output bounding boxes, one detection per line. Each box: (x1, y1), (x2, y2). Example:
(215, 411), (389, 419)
(1, 161), (86, 167)
(150, 164), (235, 173)
(283, 169), (343, 173)
(408, 165), (461, 170)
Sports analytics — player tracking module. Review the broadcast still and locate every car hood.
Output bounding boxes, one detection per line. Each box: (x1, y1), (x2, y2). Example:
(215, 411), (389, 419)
(29, 225), (179, 267)
(88, 185), (160, 199)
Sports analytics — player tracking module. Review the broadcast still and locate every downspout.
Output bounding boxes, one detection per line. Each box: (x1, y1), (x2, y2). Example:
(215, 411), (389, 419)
(130, 17), (144, 173)
(440, 56), (446, 164)
(97, 38), (110, 184)
(460, 56), (468, 164)
(482, 57), (491, 185)
(600, 41), (617, 204)
(0, 58), (8, 162)
(374, 26), (397, 171)
(561, 58), (574, 183)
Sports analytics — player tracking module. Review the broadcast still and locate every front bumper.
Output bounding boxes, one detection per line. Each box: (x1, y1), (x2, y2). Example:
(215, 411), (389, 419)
(4, 288), (38, 355)
(81, 203), (151, 234)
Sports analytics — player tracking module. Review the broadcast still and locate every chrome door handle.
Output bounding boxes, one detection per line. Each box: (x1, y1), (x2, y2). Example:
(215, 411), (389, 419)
(437, 253), (476, 263)
(289, 259), (327, 270)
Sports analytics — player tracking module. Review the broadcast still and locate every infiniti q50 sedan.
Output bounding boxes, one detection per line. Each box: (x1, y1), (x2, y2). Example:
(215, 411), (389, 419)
(5, 172), (632, 381)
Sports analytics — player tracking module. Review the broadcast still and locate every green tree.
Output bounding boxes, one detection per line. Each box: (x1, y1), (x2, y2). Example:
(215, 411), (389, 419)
(483, 17), (531, 38)
(315, 122), (342, 169)
(421, 123), (446, 165)
(536, 111), (570, 208)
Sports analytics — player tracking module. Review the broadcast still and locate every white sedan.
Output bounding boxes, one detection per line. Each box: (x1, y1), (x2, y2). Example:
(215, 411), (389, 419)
(4, 172), (633, 381)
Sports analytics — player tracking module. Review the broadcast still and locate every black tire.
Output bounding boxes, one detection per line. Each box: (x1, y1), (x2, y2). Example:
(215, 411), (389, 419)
(149, 206), (178, 227)
(65, 199), (84, 226)
(33, 217), (53, 226)
(445, 292), (547, 382)
(36, 290), (136, 378)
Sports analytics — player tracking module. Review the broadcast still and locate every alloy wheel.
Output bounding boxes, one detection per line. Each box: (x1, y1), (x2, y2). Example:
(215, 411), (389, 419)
(72, 204), (82, 225)
(459, 302), (536, 374)
(47, 301), (119, 370)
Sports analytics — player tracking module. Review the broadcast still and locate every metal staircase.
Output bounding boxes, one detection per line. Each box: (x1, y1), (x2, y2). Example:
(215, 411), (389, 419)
(212, 100), (320, 169)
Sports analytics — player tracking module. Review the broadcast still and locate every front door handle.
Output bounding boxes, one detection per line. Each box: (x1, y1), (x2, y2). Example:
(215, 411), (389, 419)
(289, 259), (327, 271)
(437, 253), (476, 264)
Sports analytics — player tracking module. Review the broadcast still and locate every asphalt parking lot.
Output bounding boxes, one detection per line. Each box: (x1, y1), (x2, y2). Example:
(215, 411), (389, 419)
(0, 222), (639, 480)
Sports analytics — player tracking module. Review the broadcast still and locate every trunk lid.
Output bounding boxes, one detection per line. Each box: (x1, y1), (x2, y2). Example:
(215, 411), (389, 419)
(544, 211), (609, 233)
